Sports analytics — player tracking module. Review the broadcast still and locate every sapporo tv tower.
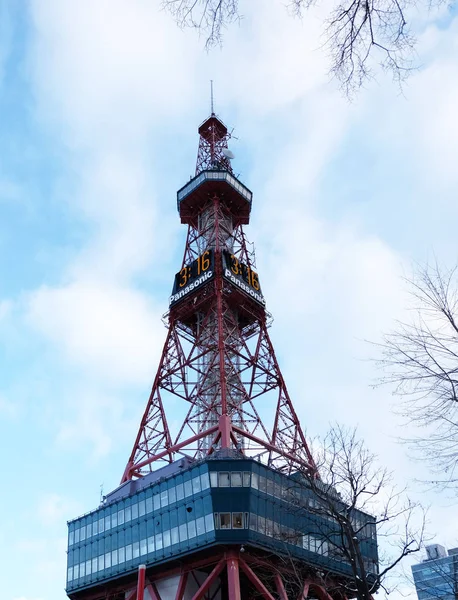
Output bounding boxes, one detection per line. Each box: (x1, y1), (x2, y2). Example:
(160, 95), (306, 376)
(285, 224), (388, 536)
(65, 104), (378, 599)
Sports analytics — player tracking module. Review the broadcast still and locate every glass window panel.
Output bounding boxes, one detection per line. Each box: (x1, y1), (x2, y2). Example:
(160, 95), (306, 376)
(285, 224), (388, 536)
(155, 533), (163, 551)
(196, 516), (205, 536)
(80, 526), (86, 541)
(243, 472), (251, 487)
(168, 486), (176, 504)
(98, 518), (105, 533)
(171, 527), (179, 544)
(176, 482), (184, 500)
(98, 555), (104, 571)
(131, 503), (139, 520)
(251, 473), (259, 489)
(184, 480), (193, 497)
(218, 472), (230, 487)
(163, 530), (171, 547)
(188, 520), (196, 539)
(205, 513), (214, 533)
(69, 531), (75, 546)
(192, 476), (201, 494)
(125, 544), (133, 561)
(210, 472), (218, 487)
(231, 472), (242, 487)
(105, 552), (112, 568)
(125, 506), (132, 522)
(266, 519), (273, 536)
(119, 546), (125, 563)
(259, 475), (266, 493)
(274, 481), (281, 498)
(153, 495), (161, 511)
(92, 557), (98, 573)
(67, 567), (73, 582)
(74, 564), (79, 580)
(258, 516), (266, 535)
(74, 528), (80, 543)
(179, 523), (188, 542)
(111, 549), (118, 566)
(133, 541), (140, 559)
(111, 512), (118, 528)
(201, 472), (210, 490)
(232, 513), (243, 529)
(146, 497), (153, 513)
(266, 478), (274, 496)
(86, 559), (92, 576)
(160, 490), (168, 507)
(220, 513), (231, 529)
(140, 539), (147, 555)
(138, 500), (146, 517)
(118, 509), (125, 526)
(147, 536), (155, 553)
(104, 515), (111, 530)
(80, 562), (86, 577)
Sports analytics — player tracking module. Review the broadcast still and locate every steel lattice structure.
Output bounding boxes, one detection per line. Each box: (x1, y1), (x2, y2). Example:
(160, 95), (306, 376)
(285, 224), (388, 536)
(121, 113), (317, 485)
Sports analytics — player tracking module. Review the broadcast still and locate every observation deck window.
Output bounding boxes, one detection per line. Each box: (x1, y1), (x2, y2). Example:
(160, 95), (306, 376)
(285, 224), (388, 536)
(219, 513), (231, 529)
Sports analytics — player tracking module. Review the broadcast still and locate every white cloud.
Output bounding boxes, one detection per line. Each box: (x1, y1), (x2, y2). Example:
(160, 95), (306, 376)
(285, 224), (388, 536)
(37, 494), (82, 527)
(27, 280), (163, 385)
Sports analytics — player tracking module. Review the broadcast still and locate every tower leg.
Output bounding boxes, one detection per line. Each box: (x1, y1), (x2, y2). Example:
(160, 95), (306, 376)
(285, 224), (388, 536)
(226, 551), (241, 600)
(136, 564), (146, 600)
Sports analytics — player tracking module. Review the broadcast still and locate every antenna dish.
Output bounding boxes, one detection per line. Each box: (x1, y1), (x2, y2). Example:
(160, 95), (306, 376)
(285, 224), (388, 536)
(222, 148), (235, 160)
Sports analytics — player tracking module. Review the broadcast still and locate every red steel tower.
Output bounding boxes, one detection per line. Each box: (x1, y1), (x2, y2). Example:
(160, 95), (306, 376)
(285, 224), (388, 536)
(121, 110), (316, 485)
(65, 111), (378, 600)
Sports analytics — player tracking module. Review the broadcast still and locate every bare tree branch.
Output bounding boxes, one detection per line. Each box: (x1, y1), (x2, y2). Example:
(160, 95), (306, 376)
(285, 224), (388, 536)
(257, 425), (425, 599)
(159, 0), (434, 96)
(376, 262), (458, 488)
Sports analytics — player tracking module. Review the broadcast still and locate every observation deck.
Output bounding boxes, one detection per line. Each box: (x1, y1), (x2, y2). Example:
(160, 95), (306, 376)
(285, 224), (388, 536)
(177, 170), (253, 225)
(66, 456), (378, 598)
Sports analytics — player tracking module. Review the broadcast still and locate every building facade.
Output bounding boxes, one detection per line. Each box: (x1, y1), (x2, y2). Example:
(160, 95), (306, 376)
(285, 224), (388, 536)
(412, 544), (458, 600)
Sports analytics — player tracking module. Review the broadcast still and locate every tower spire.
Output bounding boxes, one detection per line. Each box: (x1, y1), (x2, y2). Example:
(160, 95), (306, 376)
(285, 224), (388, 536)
(210, 79), (214, 115)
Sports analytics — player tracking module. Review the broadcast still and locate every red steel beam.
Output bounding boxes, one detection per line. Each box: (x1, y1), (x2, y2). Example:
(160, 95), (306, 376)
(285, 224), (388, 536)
(146, 583), (162, 600)
(239, 558), (276, 600)
(226, 551), (241, 600)
(175, 572), (188, 600)
(128, 424), (219, 475)
(136, 564), (146, 600)
(298, 581), (310, 600)
(191, 557), (226, 600)
(275, 573), (288, 600)
(231, 424), (314, 471)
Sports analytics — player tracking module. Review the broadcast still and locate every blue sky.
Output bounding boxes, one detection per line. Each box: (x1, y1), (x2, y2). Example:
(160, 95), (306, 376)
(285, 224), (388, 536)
(1, 1), (458, 599)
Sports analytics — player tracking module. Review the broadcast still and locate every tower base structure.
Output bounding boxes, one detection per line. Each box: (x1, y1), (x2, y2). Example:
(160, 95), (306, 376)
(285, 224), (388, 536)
(89, 548), (352, 600)
(66, 456), (377, 600)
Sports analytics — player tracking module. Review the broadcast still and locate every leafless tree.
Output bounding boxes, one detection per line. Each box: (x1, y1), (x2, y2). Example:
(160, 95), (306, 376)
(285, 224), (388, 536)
(377, 262), (458, 489)
(161, 0), (425, 96)
(247, 425), (426, 599)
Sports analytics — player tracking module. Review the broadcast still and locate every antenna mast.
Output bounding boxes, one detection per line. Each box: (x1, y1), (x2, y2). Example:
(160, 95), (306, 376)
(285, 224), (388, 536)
(210, 79), (214, 115)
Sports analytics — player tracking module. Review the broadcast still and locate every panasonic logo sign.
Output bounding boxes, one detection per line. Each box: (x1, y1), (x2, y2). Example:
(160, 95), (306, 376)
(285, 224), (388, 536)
(224, 269), (266, 306)
(170, 270), (213, 305)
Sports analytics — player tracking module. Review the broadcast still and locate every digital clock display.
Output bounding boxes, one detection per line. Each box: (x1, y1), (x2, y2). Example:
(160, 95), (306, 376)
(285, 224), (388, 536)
(222, 250), (265, 307)
(170, 249), (215, 307)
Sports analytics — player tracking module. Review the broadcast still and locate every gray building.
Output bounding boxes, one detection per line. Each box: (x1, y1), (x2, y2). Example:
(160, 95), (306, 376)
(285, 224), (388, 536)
(412, 544), (458, 600)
